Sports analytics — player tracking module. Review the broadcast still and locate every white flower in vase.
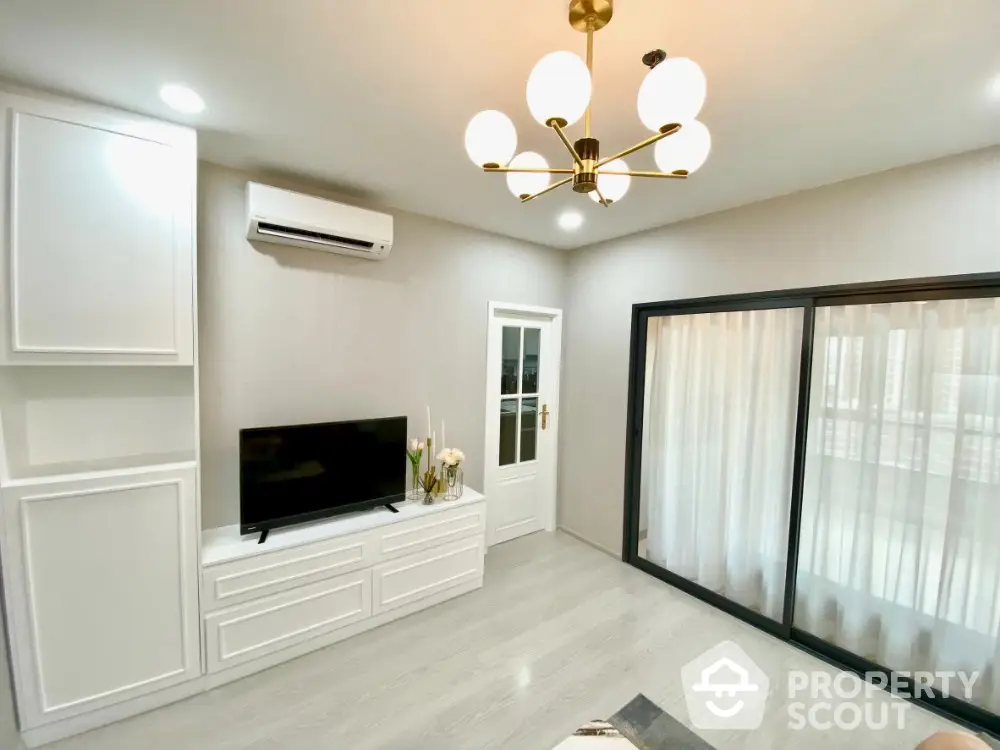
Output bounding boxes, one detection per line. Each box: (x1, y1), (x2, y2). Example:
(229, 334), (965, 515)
(436, 448), (465, 467)
(406, 439), (425, 466)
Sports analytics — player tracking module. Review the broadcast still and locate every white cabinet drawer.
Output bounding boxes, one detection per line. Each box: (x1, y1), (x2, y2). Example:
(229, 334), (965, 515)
(205, 569), (371, 673)
(373, 536), (484, 616)
(377, 504), (485, 562)
(202, 530), (373, 611)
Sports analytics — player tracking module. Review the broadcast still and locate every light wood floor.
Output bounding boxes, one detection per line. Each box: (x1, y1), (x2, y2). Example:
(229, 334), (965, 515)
(41, 531), (957, 750)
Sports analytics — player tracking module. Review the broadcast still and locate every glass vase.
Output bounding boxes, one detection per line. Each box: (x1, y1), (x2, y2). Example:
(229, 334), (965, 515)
(410, 462), (420, 496)
(444, 465), (464, 501)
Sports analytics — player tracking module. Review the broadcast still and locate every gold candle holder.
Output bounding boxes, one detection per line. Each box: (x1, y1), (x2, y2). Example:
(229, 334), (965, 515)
(419, 436), (436, 504)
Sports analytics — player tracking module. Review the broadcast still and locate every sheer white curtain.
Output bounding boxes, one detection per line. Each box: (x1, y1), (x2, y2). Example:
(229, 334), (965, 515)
(640, 307), (803, 620)
(795, 298), (1000, 713)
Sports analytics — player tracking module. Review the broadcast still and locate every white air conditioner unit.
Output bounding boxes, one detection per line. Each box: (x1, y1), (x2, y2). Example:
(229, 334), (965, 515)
(246, 182), (393, 260)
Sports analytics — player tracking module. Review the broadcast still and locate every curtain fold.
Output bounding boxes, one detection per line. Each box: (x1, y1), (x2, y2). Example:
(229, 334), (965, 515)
(639, 307), (803, 620)
(795, 298), (1000, 713)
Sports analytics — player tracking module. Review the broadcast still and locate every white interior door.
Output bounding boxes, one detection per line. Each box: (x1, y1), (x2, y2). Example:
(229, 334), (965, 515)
(484, 302), (562, 546)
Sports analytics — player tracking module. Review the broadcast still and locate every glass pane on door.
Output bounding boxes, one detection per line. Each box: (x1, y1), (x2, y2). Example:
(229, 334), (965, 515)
(637, 307), (804, 621)
(501, 327), (520, 395)
(499, 399), (518, 466)
(520, 397), (538, 461)
(523, 328), (540, 394)
(795, 298), (1000, 714)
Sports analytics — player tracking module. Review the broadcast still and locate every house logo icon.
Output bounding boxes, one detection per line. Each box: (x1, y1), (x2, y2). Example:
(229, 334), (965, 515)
(681, 641), (769, 730)
(692, 656), (760, 717)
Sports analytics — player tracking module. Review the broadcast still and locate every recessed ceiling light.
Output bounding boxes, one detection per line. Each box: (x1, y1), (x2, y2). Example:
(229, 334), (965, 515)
(159, 83), (205, 114)
(558, 210), (583, 231)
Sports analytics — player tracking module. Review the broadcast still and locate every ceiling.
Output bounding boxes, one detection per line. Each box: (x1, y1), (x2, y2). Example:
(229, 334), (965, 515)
(1, 0), (998, 250)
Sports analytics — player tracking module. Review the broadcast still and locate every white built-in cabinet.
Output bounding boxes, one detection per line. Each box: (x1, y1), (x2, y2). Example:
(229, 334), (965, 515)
(0, 85), (489, 749)
(0, 465), (201, 727)
(0, 91), (195, 365)
(0, 85), (201, 745)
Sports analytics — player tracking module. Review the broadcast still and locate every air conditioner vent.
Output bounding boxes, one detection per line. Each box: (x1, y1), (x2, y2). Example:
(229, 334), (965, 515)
(255, 222), (375, 250)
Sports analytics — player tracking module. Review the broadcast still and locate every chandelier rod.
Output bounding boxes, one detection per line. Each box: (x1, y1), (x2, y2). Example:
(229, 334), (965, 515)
(595, 123), (682, 168)
(519, 175), (574, 203)
(584, 27), (594, 138)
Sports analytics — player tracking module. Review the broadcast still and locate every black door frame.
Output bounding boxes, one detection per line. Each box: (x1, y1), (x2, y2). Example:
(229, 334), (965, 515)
(621, 272), (1000, 736)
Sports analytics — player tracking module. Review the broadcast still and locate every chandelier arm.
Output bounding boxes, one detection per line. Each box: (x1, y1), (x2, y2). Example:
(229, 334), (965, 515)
(484, 166), (574, 174)
(598, 170), (688, 179)
(519, 175), (573, 203)
(595, 124), (682, 168)
(593, 183), (609, 207)
(550, 122), (586, 169)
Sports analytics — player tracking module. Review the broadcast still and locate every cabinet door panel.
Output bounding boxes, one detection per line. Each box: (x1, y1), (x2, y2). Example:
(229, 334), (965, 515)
(0, 92), (195, 364)
(204, 570), (372, 673)
(377, 505), (486, 562)
(372, 536), (485, 615)
(202, 530), (373, 612)
(0, 466), (200, 728)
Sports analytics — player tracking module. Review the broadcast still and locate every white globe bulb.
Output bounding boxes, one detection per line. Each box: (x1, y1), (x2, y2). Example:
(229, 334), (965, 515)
(590, 159), (631, 204)
(526, 51), (592, 127)
(636, 57), (707, 132)
(464, 110), (517, 167)
(506, 152), (550, 199)
(654, 120), (711, 175)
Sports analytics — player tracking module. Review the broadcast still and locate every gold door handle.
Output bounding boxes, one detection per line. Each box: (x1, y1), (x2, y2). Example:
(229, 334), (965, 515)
(541, 403), (550, 430)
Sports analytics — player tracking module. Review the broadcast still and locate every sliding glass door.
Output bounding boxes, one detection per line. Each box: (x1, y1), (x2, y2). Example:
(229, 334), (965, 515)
(635, 306), (805, 622)
(795, 297), (1000, 714)
(623, 277), (1000, 733)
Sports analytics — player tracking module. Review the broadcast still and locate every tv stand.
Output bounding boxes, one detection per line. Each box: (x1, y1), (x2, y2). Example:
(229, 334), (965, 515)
(200, 491), (486, 683)
(257, 528), (269, 544)
(383, 502), (399, 514)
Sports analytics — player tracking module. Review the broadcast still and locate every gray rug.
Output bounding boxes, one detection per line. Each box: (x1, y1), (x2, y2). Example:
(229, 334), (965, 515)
(552, 695), (1000, 749)
(552, 695), (715, 750)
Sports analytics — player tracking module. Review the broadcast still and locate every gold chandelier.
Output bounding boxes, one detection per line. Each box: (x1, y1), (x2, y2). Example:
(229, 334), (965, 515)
(464, 0), (710, 206)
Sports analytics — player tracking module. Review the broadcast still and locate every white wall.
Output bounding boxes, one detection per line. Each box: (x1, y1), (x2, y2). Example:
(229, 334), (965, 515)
(559, 146), (1000, 554)
(198, 163), (567, 529)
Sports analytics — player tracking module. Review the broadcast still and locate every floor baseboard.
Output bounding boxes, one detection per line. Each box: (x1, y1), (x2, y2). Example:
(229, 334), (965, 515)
(557, 525), (618, 559)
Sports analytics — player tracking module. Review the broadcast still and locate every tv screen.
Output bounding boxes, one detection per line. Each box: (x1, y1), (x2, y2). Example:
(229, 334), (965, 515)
(239, 416), (406, 534)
